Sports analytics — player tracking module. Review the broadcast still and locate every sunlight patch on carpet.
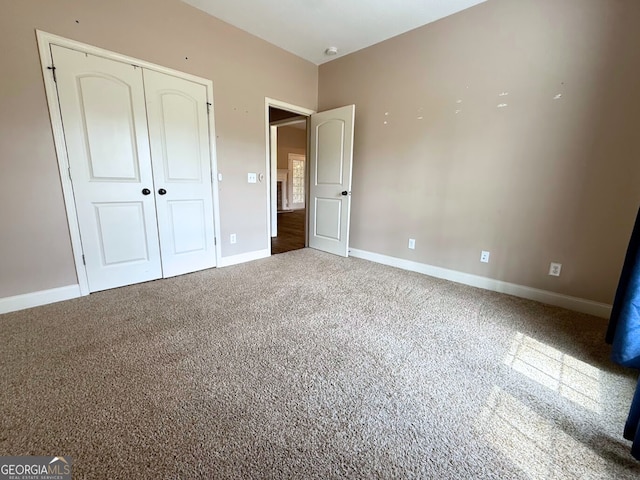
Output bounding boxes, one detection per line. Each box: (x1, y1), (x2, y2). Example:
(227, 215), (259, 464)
(476, 386), (607, 478)
(504, 332), (601, 413)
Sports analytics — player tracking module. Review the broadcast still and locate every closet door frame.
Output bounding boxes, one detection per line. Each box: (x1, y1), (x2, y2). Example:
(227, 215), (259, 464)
(36, 30), (222, 296)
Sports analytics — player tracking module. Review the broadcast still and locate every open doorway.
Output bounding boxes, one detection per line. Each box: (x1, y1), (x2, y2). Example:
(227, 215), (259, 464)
(269, 106), (308, 255)
(265, 99), (355, 258)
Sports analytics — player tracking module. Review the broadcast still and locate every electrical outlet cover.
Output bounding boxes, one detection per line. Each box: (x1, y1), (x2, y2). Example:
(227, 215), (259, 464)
(480, 251), (490, 263)
(549, 262), (562, 276)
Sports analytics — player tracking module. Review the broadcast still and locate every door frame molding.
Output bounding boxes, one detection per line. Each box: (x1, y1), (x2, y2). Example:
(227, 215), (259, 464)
(264, 98), (314, 250)
(36, 31), (222, 296)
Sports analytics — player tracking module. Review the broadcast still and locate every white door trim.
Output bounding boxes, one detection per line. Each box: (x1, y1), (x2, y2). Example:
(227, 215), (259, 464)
(36, 30), (222, 296)
(270, 125), (279, 237)
(264, 98), (314, 252)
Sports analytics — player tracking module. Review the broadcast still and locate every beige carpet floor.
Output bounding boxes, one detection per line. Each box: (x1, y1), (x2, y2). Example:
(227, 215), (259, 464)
(1, 248), (640, 479)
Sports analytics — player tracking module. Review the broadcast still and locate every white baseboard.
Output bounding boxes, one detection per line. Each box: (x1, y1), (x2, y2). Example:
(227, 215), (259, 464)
(218, 249), (270, 268)
(349, 248), (612, 319)
(1, 249), (271, 314)
(0, 284), (82, 315)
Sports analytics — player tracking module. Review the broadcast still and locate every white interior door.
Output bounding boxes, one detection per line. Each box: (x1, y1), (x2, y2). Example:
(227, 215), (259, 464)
(52, 46), (162, 292)
(308, 105), (355, 257)
(144, 70), (216, 277)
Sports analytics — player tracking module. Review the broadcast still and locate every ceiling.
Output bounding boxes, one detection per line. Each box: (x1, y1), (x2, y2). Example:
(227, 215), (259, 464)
(182, 0), (488, 65)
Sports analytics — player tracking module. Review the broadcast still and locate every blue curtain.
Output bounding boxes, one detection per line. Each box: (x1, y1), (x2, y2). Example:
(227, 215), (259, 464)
(607, 206), (640, 459)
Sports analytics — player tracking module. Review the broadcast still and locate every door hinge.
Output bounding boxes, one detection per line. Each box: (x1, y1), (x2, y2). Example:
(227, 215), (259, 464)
(47, 65), (57, 82)
(68, 166), (72, 180)
(214, 237), (217, 246)
(82, 254), (86, 266)
(206, 102), (212, 114)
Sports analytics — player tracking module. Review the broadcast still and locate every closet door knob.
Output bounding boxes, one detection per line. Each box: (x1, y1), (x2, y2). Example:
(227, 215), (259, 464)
(142, 188), (151, 195)
(158, 188), (167, 195)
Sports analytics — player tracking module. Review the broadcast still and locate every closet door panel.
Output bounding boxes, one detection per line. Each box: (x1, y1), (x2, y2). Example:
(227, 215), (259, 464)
(52, 46), (162, 292)
(144, 69), (216, 277)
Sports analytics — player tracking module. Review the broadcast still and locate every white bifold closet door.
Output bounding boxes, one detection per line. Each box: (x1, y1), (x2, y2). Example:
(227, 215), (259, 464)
(143, 70), (216, 278)
(52, 46), (216, 292)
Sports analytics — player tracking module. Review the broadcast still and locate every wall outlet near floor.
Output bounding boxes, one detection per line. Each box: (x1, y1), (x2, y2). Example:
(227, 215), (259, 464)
(230, 233), (237, 244)
(247, 172), (257, 183)
(549, 262), (562, 276)
(408, 238), (416, 250)
(480, 251), (490, 263)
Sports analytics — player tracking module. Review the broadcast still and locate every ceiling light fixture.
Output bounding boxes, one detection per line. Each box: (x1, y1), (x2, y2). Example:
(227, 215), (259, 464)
(324, 46), (339, 56)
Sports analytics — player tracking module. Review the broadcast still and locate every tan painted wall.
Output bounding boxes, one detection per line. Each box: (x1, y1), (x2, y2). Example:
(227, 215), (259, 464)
(318, 0), (640, 304)
(0, 0), (317, 297)
(277, 126), (306, 170)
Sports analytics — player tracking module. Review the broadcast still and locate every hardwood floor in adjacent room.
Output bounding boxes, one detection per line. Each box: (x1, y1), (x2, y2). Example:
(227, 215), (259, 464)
(271, 209), (305, 254)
